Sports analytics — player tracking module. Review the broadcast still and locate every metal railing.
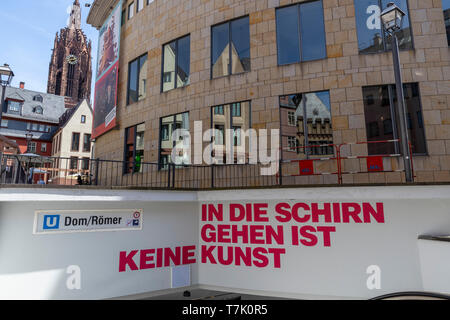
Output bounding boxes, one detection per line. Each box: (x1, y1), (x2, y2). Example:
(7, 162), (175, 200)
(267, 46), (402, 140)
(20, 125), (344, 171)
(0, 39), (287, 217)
(0, 140), (414, 190)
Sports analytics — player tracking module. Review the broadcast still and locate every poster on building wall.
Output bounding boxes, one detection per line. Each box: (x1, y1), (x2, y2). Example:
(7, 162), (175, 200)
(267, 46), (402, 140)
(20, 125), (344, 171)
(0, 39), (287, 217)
(92, 0), (122, 139)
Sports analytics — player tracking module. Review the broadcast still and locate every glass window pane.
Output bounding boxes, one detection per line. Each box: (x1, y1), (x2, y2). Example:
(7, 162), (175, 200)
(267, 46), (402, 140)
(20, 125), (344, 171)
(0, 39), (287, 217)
(138, 54), (147, 100)
(212, 23), (230, 78)
(354, 0), (384, 53)
(177, 36), (191, 87)
(303, 91), (333, 155)
(382, 0), (412, 50)
(276, 6), (300, 65)
(394, 83), (427, 154)
(300, 1), (327, 61)
(128, 59), (138, 104)
(231, 17), (251, 73)
(163, 42), (176, 91)
(128, 3), (134, 19)
(363, 85), (396, 155)
(160, 115), (174, 167)
(444, 0), (450, 46)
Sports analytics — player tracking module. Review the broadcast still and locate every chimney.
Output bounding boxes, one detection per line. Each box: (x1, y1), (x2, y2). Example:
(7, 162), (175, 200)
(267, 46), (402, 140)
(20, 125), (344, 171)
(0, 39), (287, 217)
(19, 82), (25, 89)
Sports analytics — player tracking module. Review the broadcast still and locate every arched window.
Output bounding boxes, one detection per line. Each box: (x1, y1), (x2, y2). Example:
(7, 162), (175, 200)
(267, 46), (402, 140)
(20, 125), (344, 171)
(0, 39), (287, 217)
(33, 95), (43, 102)
(33, 106), (43, 114)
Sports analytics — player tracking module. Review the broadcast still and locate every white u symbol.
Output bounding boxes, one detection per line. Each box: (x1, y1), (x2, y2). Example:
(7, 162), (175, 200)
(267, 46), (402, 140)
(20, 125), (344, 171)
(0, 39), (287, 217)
(45, 216), (58, 227)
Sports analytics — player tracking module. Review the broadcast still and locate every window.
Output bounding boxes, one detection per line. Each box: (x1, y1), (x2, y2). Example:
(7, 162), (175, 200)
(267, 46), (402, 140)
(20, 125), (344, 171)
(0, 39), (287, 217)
(71, 132), (80, 151)
(128, 2), (134, 20)
(33, 106), (43, 114)
(147, 0), (154, 4)
(32, 123), (38, 131)
(288, 136), (297, 152)
(127, 54), (148, 104)
(214, 106), (224, 115)
(276, 1), (327, 65)
(137, 0), (144, 12)
(159, 112), (190, 169)
(81, 115), (86, 123)
(27, 141), (36, 153)
(280, 91), (333, 158)
(211, 16), (250, 78)
(162, 35), (191, 92)
(41, 143), (47, 153)
(444, 0), (450, 46)
(33, 95), (43, 102)
(231, 103), (241, 117)
(121, 9), (126, 26)
(288, 111), (296, 126)
(354, 0), (413, 54)
(7, 101), (21, 114)
(124, 123), (145, 174)
(83, 134), (91, 153)
(0, 119), (7, 128)
(70, 157), (78, 170)
(362, 83), (426, 155)
(81, 158), (90, 171)
(211, 101), (251, 164)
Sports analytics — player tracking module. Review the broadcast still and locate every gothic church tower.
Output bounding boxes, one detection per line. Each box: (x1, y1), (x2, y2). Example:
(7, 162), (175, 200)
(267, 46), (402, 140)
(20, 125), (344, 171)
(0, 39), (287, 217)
(47, 0), (92, 108)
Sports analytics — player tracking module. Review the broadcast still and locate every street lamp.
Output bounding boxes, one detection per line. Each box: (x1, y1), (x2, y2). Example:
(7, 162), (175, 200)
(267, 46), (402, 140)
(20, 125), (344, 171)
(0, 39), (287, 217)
(0, 64), (14, 125)
(380, 2), (413, 183)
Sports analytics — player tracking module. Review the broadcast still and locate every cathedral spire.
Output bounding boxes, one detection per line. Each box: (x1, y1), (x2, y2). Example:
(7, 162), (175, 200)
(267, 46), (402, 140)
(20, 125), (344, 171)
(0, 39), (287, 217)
(68, 0), (81, 30)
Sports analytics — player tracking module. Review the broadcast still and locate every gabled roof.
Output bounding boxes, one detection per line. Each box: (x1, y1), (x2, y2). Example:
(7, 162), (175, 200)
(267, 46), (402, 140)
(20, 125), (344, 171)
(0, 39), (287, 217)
(53, 99), (93, 137)
(3, 86), (67, 123)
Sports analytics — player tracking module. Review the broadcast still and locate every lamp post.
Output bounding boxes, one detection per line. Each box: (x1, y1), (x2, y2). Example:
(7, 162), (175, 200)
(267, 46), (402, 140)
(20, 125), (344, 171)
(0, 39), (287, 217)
(0, 64), (14, 125)
(380, 2), (413, 183)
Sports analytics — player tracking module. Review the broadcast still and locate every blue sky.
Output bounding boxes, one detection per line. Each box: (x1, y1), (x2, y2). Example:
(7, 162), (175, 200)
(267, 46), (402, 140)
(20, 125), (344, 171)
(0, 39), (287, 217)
(0, 0), (98, 95)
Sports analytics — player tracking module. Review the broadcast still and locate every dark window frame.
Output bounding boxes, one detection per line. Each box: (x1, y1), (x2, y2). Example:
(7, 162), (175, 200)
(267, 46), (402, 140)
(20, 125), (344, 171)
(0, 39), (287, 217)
(83, 134), (91, 153)
(362, 83), (428, 156)
(127, 53), (148, 105)
(71, 132), (80, 152)
(161, 34), (191, 92)
(275, 0), (327, 66)
(210, 15), (251, 79)
(158, 112), (190, 170)
(123, 123), (146, 174)
(128, 2), (135, 20)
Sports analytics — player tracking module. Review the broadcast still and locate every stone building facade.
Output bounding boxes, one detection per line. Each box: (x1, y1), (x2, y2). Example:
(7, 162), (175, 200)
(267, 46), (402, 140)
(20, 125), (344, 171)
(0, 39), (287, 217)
(48, 0), (92, 108)
(87, 0), (450, 185)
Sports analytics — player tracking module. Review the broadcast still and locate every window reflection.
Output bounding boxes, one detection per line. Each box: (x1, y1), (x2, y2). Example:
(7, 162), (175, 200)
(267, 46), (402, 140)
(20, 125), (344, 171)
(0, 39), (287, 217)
(362, 83), (426, 155)
(162, 35), (190, 92)
(212, 17), (250, 78)
(276, 1), (326, 65)
(127, 54), (147, 104)
(211, 101), (251, 164)
(354, 0), (413, 54)
(280, 91), (333, 160)
(159, 112), (190, 169)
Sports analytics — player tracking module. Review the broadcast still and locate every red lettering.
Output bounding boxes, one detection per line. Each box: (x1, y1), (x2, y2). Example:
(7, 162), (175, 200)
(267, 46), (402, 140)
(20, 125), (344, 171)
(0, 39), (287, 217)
(253, 247), (269, 268)
(342, 203), (363, 223)
(164, 247), (181, 267)
(268, 248), (285, 268)
(182, 246), (196, 265)
(254, 203), (269, 222)
(333, 203), (341, 223)
(275, 203), (291, 222)
(266, 225), (284, 245)
(208, 204), (223, 221)
(201, 245), (217, 264)
(311, 203), (332, 223)
(217, 246), (234, 265)
(217, 224), (231, 243)
(119, 250), (139, 272)
(230, 204), (245, 221)
(140, 249), (155, 269)
(232, 224), (248, 243)
(291, 226), (299, 246)
(201, 224), (216, 242)
(300, 226), (318, 246)
(292, 203), (311, 223)
(235, 246), (252, 266)
(317, 226), (336, 247)
(363, 203), (385, 223)
(249, 225), (265, 244)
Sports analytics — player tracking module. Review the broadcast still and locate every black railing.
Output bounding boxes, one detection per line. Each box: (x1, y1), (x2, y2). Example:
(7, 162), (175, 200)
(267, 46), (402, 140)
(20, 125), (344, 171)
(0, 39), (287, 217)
(0, 151), (412, 189)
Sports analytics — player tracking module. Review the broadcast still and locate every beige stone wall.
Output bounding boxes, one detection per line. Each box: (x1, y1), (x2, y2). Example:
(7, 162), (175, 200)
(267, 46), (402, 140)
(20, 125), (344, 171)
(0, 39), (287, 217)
(93, 0), (450, 185)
